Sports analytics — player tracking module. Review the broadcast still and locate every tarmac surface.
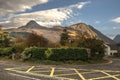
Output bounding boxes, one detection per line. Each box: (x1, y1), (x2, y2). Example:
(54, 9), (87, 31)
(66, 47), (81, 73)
(0, 58), (120, 80)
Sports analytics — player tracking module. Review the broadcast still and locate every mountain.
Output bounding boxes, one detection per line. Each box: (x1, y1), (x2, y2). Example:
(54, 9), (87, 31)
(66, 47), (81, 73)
(69, 23), (97, 39)
(5, 21), (116, 45)
(18, 20), (46, 29)
(89, 25), (118, 50)
(89, 25), (116, 45)
(53, 26), (64, 30)
(114, 34), (120, 43)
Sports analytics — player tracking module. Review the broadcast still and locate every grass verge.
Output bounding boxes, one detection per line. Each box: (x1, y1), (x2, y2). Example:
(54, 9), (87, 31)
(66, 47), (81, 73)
(0, 57), (108, 65)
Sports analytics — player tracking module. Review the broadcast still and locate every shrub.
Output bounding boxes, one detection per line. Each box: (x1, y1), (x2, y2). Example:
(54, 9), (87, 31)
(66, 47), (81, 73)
(47, 48), (88, 61)
(45, 48), (53, 59)
(21, 47), (47, 61)
(78, 38), (105, 60)
(0, 47), (13, 57)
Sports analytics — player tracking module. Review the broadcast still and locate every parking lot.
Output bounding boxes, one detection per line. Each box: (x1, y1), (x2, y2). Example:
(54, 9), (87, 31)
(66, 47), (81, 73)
(5, 64), (120, 80)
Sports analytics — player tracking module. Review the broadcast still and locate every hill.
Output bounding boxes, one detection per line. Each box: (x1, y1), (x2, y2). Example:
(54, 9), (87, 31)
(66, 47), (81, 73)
(114, 34), (120, 43)
(5, 20), (116, 45)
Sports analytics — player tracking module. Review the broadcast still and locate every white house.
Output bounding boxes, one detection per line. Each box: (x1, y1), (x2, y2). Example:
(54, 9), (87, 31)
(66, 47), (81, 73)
(105, 44), (118, 56)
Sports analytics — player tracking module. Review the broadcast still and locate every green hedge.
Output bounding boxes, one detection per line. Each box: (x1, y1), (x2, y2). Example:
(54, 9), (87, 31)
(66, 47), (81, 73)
(21, 47), (47, 61)
(21, 47), (88, 61)
(47, 48), (88, 61)
(0, 47), (13, 57)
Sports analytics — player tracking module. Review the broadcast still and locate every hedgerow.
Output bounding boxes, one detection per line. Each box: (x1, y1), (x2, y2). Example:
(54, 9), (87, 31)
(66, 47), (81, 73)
(21, 47), (88, 61)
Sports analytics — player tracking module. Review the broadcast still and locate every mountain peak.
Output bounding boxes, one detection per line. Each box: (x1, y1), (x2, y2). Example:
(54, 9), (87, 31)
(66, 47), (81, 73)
(116, 34), (120, 37)
(19, 20), (45, 29)
(26, 20), (40, 27)
(70, 23), (89, 30)
(114, 34), (120, 43)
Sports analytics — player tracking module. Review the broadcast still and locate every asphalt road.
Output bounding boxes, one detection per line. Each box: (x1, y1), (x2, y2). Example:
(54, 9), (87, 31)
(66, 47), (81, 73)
(0, 58), (120, 80)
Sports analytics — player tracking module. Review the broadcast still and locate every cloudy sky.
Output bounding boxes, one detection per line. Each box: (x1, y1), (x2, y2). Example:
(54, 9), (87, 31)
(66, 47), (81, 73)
(0, 0), (120, 39)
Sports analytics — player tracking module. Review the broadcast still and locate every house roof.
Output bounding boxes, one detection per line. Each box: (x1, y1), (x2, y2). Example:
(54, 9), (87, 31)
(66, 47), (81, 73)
(109, 44), (118, 50)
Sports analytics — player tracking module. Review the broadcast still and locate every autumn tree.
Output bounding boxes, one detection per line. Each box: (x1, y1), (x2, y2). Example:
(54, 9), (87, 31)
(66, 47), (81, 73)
(26, 32), (48, 47)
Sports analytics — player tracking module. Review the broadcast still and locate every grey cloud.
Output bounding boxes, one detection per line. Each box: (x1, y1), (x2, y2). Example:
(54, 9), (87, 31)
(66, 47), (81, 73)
(0, 0), (49, 17)
(0, 1), (90, 28)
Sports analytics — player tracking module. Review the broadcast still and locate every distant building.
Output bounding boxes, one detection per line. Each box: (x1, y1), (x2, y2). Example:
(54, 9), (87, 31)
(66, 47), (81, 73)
(105, 44), (118, 56)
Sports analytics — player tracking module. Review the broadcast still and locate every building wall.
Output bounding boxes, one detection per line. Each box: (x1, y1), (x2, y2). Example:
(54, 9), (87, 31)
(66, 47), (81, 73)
(104, 44), (118, 56)
(105, 44), (111, 56)
(110, 50), (118, 56)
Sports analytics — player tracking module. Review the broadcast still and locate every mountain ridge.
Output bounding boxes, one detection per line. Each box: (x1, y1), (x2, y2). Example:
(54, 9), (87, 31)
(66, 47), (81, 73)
(114, 34), (120, 43)
(5, 20), (116, 45)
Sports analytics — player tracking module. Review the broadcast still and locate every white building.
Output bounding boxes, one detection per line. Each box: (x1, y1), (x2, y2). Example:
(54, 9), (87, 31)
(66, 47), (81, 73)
(105, 44), (118, 56)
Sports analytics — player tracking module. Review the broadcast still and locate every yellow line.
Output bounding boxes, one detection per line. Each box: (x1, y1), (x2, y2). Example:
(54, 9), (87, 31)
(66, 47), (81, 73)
(88, 74), (120, 80)
(74, 69), (86, 80)
(32, 70), (50, 73)
(100, 71), (120, 80)
(55, 69), (73, 71)
(26, 66), (35, 73)
(81, 71), (97, 74)
(5, 68), (14, 70)
(55, 73), (77, 77)
(101, 70), (120, 73)
(50, 68), (55, 77)
(5, 68), (75, 80)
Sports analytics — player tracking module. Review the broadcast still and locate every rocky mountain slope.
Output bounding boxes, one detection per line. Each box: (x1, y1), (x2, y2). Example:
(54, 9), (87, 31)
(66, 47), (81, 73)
(114, 34), (120, 43)
(89, 25), (116, 44)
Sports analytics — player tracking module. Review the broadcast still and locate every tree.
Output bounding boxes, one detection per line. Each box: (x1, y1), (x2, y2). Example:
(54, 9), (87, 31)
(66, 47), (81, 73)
(26, 32), (48, 47)
(60, 29), (70, 46)
(78, 38), (105, 60)
(0, 29), (10, 47)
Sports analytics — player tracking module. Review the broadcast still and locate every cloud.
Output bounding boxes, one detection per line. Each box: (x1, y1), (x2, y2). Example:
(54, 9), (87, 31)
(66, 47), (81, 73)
(111, 17), (120, 23)
(95, 21), (100, 24)
(0, 0), (49, 17)
(113, 26), (120, 30)
(0, 1), (90, 28)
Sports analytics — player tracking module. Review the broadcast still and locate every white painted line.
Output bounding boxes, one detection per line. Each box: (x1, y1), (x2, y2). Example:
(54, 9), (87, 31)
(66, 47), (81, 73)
(8, 72), (41, 80)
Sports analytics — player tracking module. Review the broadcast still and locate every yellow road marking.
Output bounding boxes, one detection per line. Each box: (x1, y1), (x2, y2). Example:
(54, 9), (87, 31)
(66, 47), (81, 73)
(77, 68), (120, 73)
(81, 71), (97, 74)
(5, 68), (75, 80)
(101, 70), (120, 73)
(100, 71), (120, 80)
(55, 73), (77, 77)
(5, 66), (120, 80)
(88, 74), (120, 80)
(5, 68), (14, 70)
(55, 69), (73, 71)
(32, 67), (50, 69)
(32, 70), (50, 73)
(26, 66), (35, 73)
(50, 68), (55, 77)
(74, 69), (86, 80)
